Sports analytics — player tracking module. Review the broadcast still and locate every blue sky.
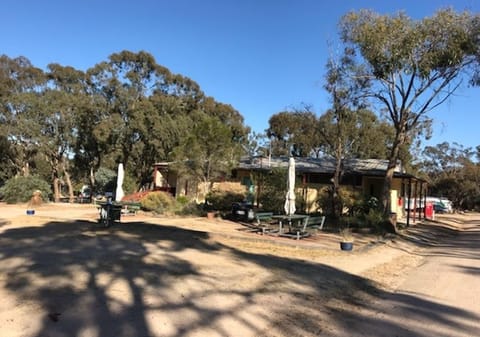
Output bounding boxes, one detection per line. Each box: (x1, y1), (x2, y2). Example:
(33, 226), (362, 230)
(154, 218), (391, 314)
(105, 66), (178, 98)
(2, 0), (479, 149)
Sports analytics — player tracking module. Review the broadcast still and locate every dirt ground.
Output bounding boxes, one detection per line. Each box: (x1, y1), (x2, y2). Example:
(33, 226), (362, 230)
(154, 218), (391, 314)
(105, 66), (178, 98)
(0, 203), (473, 336)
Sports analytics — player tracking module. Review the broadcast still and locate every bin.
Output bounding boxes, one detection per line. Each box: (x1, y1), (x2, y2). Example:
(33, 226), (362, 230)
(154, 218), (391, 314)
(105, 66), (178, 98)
(425, 202), (433, 219)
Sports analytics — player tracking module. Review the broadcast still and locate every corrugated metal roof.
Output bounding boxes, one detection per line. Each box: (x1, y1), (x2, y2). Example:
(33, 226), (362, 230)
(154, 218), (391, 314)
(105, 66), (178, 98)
(237, 156), (405, 174)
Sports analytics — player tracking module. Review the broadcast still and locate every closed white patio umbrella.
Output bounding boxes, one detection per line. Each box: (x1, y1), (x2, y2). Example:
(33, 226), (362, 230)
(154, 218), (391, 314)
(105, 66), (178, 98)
(284, 157), (296, 216)
(115, 163), (125, 202)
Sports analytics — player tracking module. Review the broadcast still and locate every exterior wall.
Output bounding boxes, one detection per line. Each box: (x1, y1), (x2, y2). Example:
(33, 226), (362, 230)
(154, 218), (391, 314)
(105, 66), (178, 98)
(362, 176), (405, 219)
(236, 169), (408, 215)
(154, 167), (177, 189)
(176, 177), (197, 198)
(362, 177), (384, 199)
(390, 179), (404, 218)
(301, 184), (324, 213)
(155, 171), (166, 187)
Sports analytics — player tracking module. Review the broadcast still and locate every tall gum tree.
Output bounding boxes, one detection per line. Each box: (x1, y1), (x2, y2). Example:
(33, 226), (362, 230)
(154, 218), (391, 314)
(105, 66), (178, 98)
(267, 109), (319, 157)
(84, 50), (205, 189)
(0, 55), (45, 177)
(340, 9), (480, 215)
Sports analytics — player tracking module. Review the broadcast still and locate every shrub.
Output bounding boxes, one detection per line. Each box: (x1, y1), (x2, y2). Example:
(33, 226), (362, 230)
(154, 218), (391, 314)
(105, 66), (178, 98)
(176, 195), (190, 206)
(0, 176), (52, 204)
(256, 168), (287, 213)
(140, 191), (175, 214)
(317, 186), (360, 216)
(205, 182), (247, 211)
(205, 190), (245, 211)
(362, 208), (385, 229)
(121, 174), (137, 196)
(175, 200), (203, 216)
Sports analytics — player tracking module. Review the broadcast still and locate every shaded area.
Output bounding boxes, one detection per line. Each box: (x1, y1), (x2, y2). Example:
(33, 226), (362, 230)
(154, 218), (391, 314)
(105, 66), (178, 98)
(0, 217), (478, 336)
(328, 218), (480, 337)
(328, 290), (480, 337)
(397, 219), (480, 260)
(452, 265), (480, 276)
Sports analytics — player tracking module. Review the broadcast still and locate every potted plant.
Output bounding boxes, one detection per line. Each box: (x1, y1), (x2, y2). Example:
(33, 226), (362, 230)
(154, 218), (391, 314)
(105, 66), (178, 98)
(339, 227), (354, 251)
(206, 210), (216, 220)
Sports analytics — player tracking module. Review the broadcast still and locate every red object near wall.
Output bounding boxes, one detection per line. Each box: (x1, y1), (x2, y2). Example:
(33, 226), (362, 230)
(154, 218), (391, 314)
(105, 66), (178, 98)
(425, 202), (434, 219)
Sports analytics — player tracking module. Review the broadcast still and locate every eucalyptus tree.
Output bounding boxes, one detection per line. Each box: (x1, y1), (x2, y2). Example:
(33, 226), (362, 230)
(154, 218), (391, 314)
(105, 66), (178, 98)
(84, 50), (205, 189)
(0, 55), (45, 177)
(421, 142), (480, 209)
(315, 43), (379, 217)
(198, 97), (249, 145)
(244, 131), (269, 158)
(267, 109), (319, 157)
(0, 135), (16, 185)
(172, 113), (242, 199)
(340, 9), (480, 214)
(38, 63), (87, 201)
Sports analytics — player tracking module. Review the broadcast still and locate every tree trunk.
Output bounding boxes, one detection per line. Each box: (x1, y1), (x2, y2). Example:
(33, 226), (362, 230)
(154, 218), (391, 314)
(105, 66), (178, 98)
(53, 175), (61, 203)
(382, 127), (407, 232)
(62, 159), (75, 203)
(22, 162), (30, 177)
(331, 136), (344, 218)
(332, 155), (343, 218)
(89, 166), (96, 203)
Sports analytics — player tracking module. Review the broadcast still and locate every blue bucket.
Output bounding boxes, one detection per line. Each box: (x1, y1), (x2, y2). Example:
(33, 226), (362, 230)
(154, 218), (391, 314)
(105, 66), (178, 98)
(340, 242), (353, 251)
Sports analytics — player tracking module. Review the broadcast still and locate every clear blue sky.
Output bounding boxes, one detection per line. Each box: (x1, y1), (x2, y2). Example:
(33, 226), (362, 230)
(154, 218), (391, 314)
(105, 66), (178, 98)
(2, 0), (479, 149)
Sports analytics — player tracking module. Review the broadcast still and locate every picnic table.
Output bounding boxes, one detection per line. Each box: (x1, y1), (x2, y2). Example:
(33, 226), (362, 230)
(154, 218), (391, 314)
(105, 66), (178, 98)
(271, 214), (309, 238)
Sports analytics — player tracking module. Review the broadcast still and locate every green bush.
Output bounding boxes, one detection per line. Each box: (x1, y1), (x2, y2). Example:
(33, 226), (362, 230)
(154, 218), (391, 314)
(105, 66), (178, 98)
(205, 190), (246, 211)
(140, 191), (175, 214)
(363, 209), (385, 230)
(316, 186), (360, 216)
(256, 168), (288, 213)
(0, 176), (52, 204)
(175, 200), (203, 216)
(121, 174), (137, 196)
(176, 195), (190, 206)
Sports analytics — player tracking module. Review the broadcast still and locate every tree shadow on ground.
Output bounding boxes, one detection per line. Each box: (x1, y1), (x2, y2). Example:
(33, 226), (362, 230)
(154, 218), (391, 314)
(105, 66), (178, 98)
(396, 219), (480, 260)
(0, 219), (478, 337)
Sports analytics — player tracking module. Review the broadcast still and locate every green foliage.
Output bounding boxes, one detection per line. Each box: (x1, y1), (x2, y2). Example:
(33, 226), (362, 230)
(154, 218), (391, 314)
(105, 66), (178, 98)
(121, 173), (137, 195)
(420, 142), (480, 210)
(267, 109), (319, 157)
(255, 168), (304, 213)
(0, 135), (16, 186)
(205, 190), (246, 211)
(174, 199), (203, 216)
(0, 51), (249, 198)
(339, 9), (480, 213)
(340, 194), (387, 232)
(0, 175), (52, 204)
(140, 191), (175, 214)
(317, 186), (361, 217)
(94, 167), (116, 194)
(176, 195), (190, 206)
(362, 209), (385, 230)
(151, 195), (203, 216)
(172, 113), (243, 191)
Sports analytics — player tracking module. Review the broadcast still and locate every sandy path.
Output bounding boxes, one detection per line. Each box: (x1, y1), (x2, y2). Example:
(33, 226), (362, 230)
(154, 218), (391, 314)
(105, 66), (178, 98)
(0, 203), (473, 336)
(323, 214), (480, 337)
